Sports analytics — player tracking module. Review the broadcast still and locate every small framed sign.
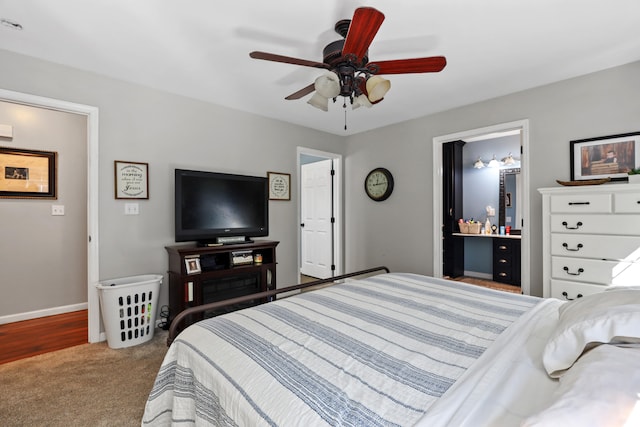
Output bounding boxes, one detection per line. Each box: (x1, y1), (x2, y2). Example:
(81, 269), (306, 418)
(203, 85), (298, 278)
(268, 171), (290, 201)
(115, 160), (149, 199)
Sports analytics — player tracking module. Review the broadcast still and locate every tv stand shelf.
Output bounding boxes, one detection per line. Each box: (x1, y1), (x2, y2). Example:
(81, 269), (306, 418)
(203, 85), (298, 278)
(165, 240), (279, 331)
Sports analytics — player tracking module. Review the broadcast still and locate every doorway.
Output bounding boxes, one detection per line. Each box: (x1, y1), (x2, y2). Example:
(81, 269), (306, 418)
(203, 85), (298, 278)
(0, 88), (100, 342)
(432, 120), (531, 295)
(297, 147), (343, 282)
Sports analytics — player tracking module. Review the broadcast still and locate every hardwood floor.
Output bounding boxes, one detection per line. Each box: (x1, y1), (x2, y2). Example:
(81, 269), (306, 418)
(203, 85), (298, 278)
(451, 276), (522, 294)
(0, 310), (88, 365)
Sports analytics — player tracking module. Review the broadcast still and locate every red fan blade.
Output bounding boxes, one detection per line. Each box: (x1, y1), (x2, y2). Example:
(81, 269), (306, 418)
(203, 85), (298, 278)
(250, 51), (331, 69)
(342, 7), (385, 62)
(366, 56), (447, 75)
(285, 83), (315, 100)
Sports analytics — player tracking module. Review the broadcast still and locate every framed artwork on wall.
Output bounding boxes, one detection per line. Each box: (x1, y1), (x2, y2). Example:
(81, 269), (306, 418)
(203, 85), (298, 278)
(570, 132), (640, 181)
(268, 171), (290, 201)
(0, 147), (57, 199)
(115, 160), (149, 199)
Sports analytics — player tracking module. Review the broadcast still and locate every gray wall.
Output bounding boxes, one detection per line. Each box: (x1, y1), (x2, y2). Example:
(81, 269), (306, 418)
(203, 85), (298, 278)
(1, 47), (639, 317)
(344, 60), (640, 296)
(0, 49), (344, 317)
(0, 102), (87, 315)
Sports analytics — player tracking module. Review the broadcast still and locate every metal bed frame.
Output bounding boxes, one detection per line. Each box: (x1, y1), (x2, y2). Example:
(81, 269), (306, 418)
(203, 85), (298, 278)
(167, 266), (390, 345)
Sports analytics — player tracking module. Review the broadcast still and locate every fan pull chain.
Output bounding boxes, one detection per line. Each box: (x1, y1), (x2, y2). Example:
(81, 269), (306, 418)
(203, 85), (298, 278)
(344, 110), (348, 131)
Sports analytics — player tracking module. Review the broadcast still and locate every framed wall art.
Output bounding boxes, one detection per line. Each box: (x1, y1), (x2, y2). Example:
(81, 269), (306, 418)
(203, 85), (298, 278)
(570, 132), (640, 181)
(115, 160), (149, 199)
(0, 147), (57, 199)
(268, 171), (290, 201)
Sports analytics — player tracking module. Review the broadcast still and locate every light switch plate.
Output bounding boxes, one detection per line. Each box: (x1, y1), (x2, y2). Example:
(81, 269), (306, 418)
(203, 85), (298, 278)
(51, 205), (65, 216)
(124, 203), (139, 215)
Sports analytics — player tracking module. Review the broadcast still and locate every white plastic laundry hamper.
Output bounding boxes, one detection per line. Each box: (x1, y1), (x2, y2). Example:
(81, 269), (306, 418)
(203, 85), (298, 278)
(96, 274), (162, 349)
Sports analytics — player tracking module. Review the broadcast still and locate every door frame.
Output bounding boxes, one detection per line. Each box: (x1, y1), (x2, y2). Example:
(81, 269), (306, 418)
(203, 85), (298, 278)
(297, 147), (343, 280)
(432, 119), (531, 295)
(0, 88), (100, 342)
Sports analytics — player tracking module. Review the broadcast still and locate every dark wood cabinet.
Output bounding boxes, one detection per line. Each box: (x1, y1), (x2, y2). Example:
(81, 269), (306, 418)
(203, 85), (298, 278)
(165, 240), (278, 329)
(492, 238), (521, 286)
(442, 140), (466, 278)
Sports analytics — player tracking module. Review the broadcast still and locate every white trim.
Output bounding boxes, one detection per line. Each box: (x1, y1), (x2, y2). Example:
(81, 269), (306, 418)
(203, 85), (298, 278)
(463, 271), (493, 280)
(0, 88), (100, 342)
(432, 119), (531, 295)
(296, 147), (344, 279)
(0, 303), (88, 325)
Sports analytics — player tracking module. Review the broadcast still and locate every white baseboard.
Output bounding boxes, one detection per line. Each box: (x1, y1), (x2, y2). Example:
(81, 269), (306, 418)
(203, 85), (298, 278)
(463, 271), (493, 280)
(0, 302), (88, 325)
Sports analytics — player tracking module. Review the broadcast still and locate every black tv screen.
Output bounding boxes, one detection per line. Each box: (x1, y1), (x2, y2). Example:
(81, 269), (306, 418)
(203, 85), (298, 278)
(175, 169), (268, 243)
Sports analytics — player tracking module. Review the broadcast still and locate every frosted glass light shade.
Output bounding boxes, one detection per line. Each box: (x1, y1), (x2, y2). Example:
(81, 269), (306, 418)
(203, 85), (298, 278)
(314, 72), (340, 98)
(366, 75), (390, 102)
(352, 94), (372, 109)
(307, 93), (329, 111)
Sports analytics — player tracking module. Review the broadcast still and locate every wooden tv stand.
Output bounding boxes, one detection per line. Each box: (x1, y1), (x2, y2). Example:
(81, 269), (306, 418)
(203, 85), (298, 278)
(165, 240), (278, 330)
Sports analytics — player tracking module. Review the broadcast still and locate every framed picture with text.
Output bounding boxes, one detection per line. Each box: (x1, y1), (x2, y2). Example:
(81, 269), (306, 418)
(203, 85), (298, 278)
(268, 171), (290, 201)
(115, 160), (149, 199)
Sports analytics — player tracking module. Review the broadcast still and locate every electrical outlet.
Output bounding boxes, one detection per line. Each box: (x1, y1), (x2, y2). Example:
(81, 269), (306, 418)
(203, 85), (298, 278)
(51, 205), (65, 216)
(124, 203), (139, 215)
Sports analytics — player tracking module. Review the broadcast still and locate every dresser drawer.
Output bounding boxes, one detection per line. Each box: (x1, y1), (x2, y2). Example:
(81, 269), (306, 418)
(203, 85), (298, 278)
(552, 256), (623, 285)
(550, 214), (640, 235)
(551, 256), (640, 286)
(551, 233), (640, 261)
(550, 279), (606, 300)
(614, 192), (640, 213)
(550, 193), (611, 213)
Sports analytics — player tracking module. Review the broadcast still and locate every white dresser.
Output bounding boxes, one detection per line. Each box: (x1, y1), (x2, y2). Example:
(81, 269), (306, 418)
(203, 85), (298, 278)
(539, 184), (640, 299)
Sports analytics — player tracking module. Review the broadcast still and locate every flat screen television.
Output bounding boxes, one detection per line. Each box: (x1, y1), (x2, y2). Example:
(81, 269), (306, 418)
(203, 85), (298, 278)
(174, 169), (268, 244)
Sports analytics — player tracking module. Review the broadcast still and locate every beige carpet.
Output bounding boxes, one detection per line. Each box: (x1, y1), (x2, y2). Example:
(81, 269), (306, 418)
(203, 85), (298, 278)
(0, 328), (169, 426)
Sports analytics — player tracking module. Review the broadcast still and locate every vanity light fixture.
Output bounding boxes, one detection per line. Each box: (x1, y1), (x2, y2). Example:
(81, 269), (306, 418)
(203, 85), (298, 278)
(502, 152), (516, 166)
(473, 157), (485, 169)
(487, 155), (500, 168)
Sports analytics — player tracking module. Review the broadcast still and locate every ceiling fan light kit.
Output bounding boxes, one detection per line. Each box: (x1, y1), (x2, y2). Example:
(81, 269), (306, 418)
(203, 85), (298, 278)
(249, 6), (446, 116)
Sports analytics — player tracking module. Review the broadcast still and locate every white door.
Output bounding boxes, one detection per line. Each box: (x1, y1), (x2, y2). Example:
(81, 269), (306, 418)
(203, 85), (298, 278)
(300, 159), (334, 279)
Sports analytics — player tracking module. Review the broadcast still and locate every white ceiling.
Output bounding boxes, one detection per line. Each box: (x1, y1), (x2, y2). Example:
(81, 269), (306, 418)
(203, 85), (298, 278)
(1, 1), (640, 136)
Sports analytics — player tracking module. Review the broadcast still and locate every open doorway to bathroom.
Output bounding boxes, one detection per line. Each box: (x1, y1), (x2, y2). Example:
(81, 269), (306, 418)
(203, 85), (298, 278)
(433, 120), (531, 295)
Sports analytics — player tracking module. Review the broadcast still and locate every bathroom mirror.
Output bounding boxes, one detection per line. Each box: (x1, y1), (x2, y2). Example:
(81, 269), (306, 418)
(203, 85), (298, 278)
(499, 168), (521, 231)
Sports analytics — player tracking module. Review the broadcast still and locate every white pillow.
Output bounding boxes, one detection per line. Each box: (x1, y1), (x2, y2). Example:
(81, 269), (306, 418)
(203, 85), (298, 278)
(542, 289), (640, 377)
(523, 345), (640, 427)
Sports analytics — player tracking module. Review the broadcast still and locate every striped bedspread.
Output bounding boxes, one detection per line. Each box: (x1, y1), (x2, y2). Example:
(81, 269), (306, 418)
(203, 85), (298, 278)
(142, 273), (540, 426)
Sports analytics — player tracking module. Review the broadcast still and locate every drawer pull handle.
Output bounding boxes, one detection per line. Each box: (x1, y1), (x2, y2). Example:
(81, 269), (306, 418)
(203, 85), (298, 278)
(562, 291), (583, 301)
(498, 245), (507, 250)
(563, 266), (584, 276)
(499, 272), (507, 277)
(568, 201), (590, 206)
(562, 243), (583, 252)
(498, 259), (508, 263)
(562, 221), (583, 230)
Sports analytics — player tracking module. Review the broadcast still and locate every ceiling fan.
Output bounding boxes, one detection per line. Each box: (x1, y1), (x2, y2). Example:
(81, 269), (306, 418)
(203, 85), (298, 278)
(249, 7), (447, 112)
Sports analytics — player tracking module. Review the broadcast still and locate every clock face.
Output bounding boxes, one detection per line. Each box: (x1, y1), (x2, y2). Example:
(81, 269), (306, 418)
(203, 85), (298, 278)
(365, 168), (394, 201)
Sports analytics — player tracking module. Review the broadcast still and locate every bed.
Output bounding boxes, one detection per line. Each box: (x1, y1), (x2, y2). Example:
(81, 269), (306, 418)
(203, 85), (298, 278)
(142, 270), (640, 426)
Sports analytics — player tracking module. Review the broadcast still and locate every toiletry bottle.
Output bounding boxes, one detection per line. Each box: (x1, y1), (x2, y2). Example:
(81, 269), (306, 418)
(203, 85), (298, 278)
(485, 218), (491, 235)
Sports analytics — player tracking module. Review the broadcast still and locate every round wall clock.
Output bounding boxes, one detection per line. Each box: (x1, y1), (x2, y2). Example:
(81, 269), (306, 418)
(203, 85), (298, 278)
(364, 167), (394, 201)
